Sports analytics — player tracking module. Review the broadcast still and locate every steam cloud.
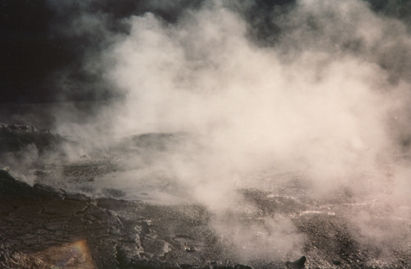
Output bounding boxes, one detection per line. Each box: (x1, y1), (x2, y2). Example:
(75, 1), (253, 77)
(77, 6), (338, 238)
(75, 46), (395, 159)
(47, 0), (411, 262)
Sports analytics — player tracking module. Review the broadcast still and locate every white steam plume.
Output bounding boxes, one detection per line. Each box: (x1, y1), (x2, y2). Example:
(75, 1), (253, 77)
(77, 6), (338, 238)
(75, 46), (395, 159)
(104, 0), (404, 197)
(53, 0), (411, 262)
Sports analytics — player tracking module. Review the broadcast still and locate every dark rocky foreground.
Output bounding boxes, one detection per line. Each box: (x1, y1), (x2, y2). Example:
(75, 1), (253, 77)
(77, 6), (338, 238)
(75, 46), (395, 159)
(1, 123), (411, 268)
(0, 169), (257, 269)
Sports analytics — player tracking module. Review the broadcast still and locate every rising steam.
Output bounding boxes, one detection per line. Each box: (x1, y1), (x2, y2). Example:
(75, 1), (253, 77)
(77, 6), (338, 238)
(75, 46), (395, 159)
(49, 0), (411, 262)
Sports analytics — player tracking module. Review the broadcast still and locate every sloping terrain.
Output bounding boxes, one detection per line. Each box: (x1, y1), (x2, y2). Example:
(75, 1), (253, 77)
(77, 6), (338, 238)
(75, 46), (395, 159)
(0, 123), (410, 268)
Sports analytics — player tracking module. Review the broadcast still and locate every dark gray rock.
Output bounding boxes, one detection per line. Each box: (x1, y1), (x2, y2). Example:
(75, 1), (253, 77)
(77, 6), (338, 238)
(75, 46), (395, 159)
(0, 170), (255, 269)
(0, 123), (65, 154)
(0, 244), (52, 269)
(285, 256), (306, 269)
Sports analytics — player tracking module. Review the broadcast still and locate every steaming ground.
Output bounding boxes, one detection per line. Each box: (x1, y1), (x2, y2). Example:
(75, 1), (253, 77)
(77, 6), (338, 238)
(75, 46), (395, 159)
(62, 0), (411, 261)
(3, 0), (411, 267)
(2, 117), (411, 267)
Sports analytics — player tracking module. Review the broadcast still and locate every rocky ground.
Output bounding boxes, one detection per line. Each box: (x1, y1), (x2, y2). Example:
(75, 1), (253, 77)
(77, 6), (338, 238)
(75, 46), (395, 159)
(0, 123), (411, 268)
(0, 168), (245, 269)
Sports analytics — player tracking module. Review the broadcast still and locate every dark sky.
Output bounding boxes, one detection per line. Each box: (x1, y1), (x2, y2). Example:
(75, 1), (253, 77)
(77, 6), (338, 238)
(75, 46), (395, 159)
(0, 0), (409, 104)
(1, 0), (59, 103)
(0, 0), (299, 104)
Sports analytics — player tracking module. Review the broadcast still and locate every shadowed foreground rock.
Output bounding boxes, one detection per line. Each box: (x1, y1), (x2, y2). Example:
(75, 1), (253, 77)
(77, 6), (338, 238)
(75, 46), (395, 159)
(0, 244), (52, 269)
(0, 170), (255, 269)
(285, 256), (306, 269)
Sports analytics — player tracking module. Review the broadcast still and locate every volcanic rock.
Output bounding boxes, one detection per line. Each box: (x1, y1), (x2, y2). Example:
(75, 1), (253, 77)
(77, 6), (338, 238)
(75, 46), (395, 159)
(285, 256), (306, 269)
(0, 123), (65, 154)
(0, 170), (256, 268)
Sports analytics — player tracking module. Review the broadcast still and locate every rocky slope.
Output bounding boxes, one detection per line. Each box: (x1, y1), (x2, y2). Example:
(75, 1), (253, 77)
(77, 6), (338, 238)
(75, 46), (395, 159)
(1, 123), (411, 268)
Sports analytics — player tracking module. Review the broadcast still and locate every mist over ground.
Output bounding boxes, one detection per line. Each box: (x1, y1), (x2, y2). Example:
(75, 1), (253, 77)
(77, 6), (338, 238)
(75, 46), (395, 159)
(3, 0), (411, 265)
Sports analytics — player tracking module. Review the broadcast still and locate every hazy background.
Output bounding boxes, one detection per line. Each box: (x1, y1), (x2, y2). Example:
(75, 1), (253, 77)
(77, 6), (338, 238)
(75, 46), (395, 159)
(3, 0), (411, 263)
